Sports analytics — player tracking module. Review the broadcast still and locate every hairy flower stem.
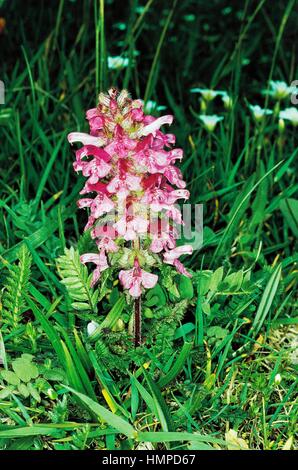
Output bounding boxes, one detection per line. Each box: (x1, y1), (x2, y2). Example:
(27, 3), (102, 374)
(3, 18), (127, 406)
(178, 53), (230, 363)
(134, 296), (142, 348)
(133, 237), (142, 347)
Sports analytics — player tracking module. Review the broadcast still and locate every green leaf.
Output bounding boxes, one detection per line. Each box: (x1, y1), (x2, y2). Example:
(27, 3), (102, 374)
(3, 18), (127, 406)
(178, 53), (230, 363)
(0, 426), (61, 438)
(1, 370), (20, 386)
(178, 276), (194, 299)
(12, 358), (39, 383)
(137, 431), (225, 445)
(279, 198), (298, 237)
(88, 296), (126, 341)
(209, 267), (224, 291)
(25, 296), (66, 367)
(143, 371), (176, 433)
(0, 387), (13, 399)
(17, 383), (30, 398)
(158, 342), (193, 388)
(145, 284), (167, 306)
(56, 247), (97, 313)
(42, 368), (65, 382)
(64, 386), (136, 439)
(27, 383), (41, 402)
(252, 264), (282, 334)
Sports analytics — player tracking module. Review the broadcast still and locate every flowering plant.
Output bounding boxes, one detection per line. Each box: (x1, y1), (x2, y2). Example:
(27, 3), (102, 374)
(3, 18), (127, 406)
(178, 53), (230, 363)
(68, 88), (193, 345)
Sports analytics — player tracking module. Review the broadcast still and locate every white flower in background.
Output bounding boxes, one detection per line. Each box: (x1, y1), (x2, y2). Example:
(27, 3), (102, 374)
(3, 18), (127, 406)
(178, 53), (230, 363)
(143, 100), (167, 114)
(190, 87), (225, 102)
(249, 104), (273, 122)
(87, 321), (100, 337)
(274, 373), (282, 385)
(198, 114), (224, 132)
(279, 107), (298, 126)
(107, 56), (129, 70)
(263, 80), (296, 100)
(222, 93), (233, 110)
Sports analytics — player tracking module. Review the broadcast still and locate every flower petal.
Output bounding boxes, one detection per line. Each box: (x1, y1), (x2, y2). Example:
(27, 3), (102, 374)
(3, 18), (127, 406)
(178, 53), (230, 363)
(68, 132), (106, 146)
(137, 115), (173, 137)
(141, 270), (158, 289)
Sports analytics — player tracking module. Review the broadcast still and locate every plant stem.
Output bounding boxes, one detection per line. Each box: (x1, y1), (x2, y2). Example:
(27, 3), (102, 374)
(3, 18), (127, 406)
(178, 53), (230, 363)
(133, 237), (142, 347)
(134, 295), (142, 348)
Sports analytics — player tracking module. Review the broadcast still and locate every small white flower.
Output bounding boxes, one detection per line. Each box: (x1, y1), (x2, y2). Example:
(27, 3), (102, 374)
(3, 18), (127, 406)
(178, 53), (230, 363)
(274, 373), (282, 385)
(87, 321), (100, 337)
(198, 114), (224, 132)
(249, 104), (273, 122)
(263, 80), (296, 100)
(222, 93), (233, 110)
(279, 107), (298, 126)
(190, 88), (225, 102)
(107, 56), (129, 70)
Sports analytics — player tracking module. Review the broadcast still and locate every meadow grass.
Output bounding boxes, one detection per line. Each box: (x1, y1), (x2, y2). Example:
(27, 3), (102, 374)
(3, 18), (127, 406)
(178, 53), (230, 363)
(0, 0), (297, 450)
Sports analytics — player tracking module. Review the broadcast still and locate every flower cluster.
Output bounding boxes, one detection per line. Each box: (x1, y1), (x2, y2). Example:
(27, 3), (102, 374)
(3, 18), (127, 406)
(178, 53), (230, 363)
(68, 88), (192, 298)
(190, 87), (232, 133)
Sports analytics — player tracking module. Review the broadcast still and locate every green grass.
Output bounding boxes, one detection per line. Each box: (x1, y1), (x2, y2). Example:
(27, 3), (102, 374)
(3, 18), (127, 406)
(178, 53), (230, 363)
(0, 0), (297, 451)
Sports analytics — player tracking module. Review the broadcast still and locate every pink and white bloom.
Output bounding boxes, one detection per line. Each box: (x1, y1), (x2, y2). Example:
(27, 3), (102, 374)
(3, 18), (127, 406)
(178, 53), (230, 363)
(80, 250), (109, 286)
(107, 174), (142, 199)
(163, 245), (193, 277)
(96, 237), (119, 253)
(114, 215), (149, 241)
(68, 132), (106, 147)
(77, 193), (114, 218)
(134, 115), (173, 138)
(69, 88), (193, 297)
(119, 263), (158, 297)
(150, 231), (176, 253)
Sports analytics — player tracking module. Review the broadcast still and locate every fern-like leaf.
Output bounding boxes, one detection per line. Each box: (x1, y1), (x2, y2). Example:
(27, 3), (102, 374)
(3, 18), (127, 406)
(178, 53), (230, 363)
(1, 244), (32, 332)
(56, 247), (98, 314)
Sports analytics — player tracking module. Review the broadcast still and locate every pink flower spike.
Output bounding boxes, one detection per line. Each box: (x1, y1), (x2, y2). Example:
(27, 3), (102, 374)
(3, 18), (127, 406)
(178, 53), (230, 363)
(69, 88), (193, 313)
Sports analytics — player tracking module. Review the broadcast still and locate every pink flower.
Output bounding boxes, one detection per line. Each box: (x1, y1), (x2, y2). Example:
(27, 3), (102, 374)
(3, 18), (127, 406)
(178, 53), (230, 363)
(119, 262), (158, 297)
(80, 181), (109, 195)
(107, 174), (142, 199)
(134, 115), (174, 137)
(91, 224), (117, 240)
(77, 193), (114, 218)
(73, 146), (112, 183)
(96, 237), (118, 253)
(150, 231), (176, 253)
(68, 132), (106, 147)
(163, 245), (193, 277)
(114, 215), (148, 241)
(141, 187), (189, 213)
(80, 250), (109, 286)
(163, 166), (186, 188)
